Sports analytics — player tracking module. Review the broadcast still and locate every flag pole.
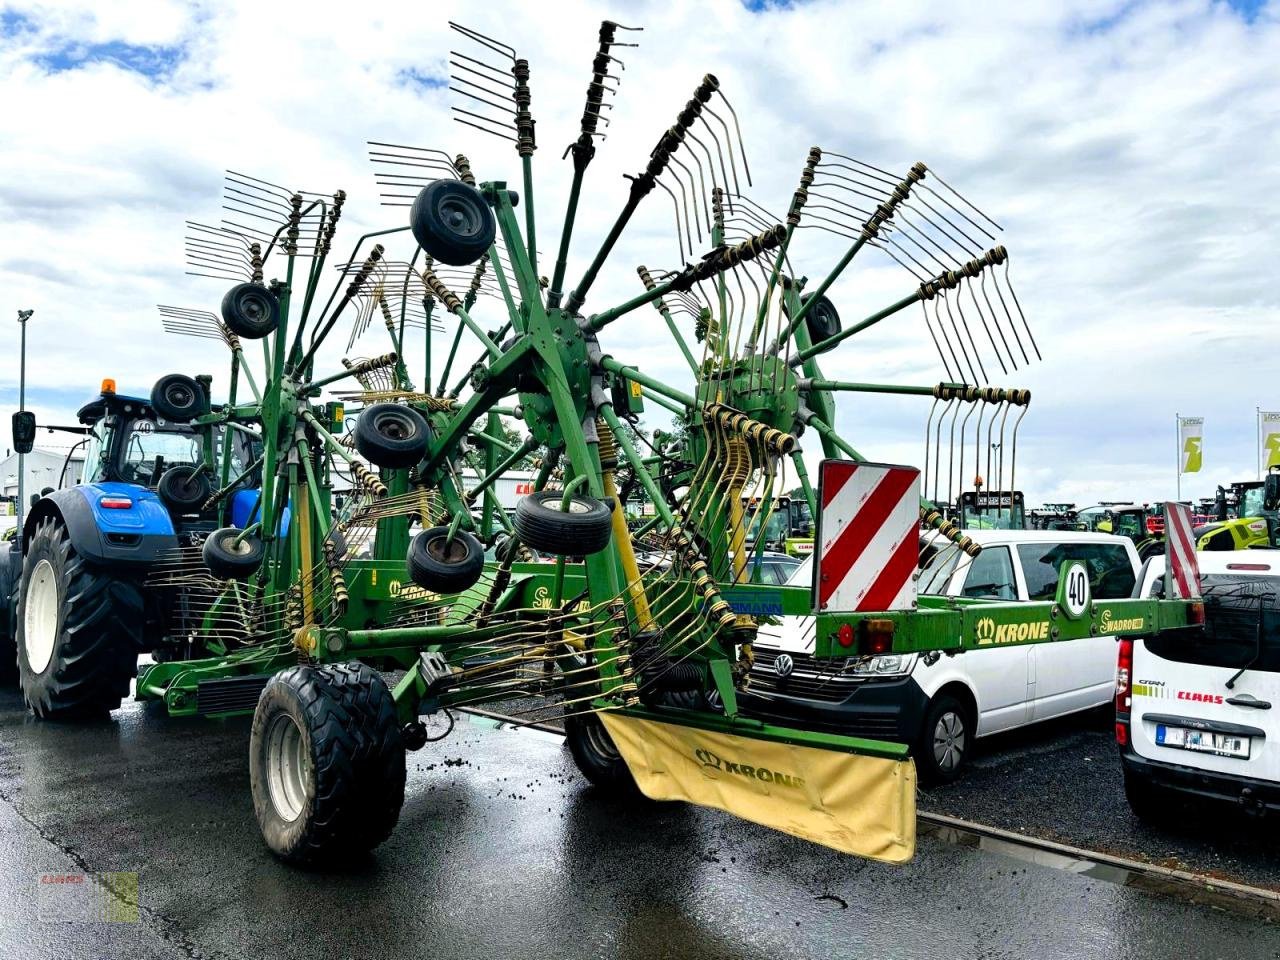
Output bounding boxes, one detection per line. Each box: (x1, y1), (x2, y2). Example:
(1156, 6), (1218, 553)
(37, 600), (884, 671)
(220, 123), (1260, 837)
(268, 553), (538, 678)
(1175, 412), (1181, 501)
(1258, 406), (1262, 481)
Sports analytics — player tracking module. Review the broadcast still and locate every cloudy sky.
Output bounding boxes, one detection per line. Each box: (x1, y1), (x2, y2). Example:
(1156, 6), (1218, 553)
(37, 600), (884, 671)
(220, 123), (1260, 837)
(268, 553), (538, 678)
(1, 0), (1277, 509)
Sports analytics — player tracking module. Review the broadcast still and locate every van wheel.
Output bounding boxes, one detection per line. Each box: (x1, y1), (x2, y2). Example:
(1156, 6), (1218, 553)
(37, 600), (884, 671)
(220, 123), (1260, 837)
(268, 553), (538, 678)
(1124, 772), (1172, 824)
(914, 693), (973, 786)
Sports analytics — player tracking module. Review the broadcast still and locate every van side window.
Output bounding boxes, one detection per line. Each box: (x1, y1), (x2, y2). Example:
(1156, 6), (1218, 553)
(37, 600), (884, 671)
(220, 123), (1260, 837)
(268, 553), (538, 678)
(919, 548), (961, 595)
(961, 546), (1017, 600)
(1017, 543), (1136, 600)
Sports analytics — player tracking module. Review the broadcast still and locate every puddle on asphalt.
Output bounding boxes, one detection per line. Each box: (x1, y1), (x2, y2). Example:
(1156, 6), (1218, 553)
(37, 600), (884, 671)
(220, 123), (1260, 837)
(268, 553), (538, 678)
(919, 822), (1280, 922)
(459, 709), (1279, 922)
(459, 710), (564, 744)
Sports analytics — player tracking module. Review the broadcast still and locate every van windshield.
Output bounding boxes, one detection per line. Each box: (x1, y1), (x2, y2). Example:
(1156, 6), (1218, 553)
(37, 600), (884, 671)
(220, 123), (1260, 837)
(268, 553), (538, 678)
(1145, 574), (1280, 673)
(1017, 542), (1136, 600)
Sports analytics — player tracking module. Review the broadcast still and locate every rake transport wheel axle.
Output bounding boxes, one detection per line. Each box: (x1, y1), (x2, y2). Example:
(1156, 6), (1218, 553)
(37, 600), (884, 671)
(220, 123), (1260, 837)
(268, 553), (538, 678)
(250, 662), (406, 865)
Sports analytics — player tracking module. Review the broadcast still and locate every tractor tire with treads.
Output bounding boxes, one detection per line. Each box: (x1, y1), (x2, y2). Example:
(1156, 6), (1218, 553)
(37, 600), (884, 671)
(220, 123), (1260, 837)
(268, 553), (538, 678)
(16, 518), (143, 719)
(250, 662), (406, 865)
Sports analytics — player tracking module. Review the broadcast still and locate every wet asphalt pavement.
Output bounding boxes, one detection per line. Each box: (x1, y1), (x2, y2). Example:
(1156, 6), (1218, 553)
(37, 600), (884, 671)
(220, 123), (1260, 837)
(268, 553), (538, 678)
(919, 707), (1280, 892)
(0, 688), (1278, 960)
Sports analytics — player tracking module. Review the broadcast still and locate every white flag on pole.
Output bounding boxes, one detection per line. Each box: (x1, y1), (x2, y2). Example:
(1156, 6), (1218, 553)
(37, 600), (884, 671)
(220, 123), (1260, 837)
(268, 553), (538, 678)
(1260, 411), (1280, 470)
(1178, 417), (1203, 474)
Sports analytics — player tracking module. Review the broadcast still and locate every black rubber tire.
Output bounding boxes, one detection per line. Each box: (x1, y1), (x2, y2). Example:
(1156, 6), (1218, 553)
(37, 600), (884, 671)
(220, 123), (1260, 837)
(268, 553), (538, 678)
(158, 466), (211, 513)
(801, 293), (841, 343)
(565, 712), (642, 800)
(0, 546), (19, 686)
(1124, 772), (1173, 824)
(150, 374), (206, 423)
(16, 518), (142, 719)
(250, 662), (406, 865)
(407, 527), (484, 593)
(202, 528), (266, 580)
(354, 403), (431, 469)
(514, 491), (613, 556)
(913, 693), (974, 786)
(221, 282), (280, 340)
(409, 179), (496, 266)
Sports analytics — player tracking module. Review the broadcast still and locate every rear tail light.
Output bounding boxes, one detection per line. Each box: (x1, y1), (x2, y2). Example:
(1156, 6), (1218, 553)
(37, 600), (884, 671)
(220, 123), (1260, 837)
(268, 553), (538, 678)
(99, 496), (133, 510)
(859, 619), (895, 656)
(836, 623), (855, 648)
(1188, 601), (1205, 625)
(1226, 563), (1271, 572)
(1115, 638), (1133, 715)
(1115, 722), (1128, 746)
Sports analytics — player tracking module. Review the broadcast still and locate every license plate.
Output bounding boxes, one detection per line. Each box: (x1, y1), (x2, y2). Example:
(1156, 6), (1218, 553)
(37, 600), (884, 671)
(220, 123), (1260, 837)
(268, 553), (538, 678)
(1156, 724), (1250, 759)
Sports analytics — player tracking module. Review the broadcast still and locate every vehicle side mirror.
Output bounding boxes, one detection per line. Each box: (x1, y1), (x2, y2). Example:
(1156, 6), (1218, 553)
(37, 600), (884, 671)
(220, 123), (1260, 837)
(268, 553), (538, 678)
(11, 411), (36, 454)
(1265, 473), (1280, 511)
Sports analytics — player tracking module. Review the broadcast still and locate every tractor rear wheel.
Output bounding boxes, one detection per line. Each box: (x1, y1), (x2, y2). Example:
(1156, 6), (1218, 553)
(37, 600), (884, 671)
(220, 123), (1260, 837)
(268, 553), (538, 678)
(250, 662), (406, 865)
(565, 712), (642, 800)
(16, 518), (142, 719)
(0, 545), (19, 686)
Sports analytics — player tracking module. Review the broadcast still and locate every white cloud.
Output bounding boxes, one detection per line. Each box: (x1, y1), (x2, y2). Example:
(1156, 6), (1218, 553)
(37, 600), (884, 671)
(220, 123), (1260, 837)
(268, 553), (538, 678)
(0, 0), (1276, 511)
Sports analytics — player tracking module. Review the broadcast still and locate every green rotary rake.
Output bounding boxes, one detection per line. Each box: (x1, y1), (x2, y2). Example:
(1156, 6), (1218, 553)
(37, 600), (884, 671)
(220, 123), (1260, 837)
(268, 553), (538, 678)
(32, 19), (1193, 866)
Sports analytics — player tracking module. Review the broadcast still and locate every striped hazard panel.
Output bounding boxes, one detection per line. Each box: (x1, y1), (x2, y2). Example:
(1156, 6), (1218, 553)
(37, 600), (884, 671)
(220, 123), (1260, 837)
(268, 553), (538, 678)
(815, 460), (920, 613)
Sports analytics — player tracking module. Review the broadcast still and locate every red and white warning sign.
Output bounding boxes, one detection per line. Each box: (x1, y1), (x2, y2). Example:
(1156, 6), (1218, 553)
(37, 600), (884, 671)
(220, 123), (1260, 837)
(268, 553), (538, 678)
(814, 460), (920, 613)
(1163, 501), (1202, 600)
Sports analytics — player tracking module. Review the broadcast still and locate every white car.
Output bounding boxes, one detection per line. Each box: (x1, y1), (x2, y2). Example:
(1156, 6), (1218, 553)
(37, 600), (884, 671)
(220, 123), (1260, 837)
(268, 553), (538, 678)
(747, 530), (1140, 783)
(1118, 551), (1280, 818)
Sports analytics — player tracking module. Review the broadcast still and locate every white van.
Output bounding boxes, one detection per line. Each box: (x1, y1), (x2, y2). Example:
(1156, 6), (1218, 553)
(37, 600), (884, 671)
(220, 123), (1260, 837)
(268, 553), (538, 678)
(747, 530), (1140, 783)
(1118, 551), (1280, 818)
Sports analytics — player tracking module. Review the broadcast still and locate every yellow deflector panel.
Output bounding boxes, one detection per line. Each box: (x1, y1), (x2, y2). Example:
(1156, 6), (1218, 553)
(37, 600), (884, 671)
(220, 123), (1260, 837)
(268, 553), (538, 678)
(600, 713), (916, 864)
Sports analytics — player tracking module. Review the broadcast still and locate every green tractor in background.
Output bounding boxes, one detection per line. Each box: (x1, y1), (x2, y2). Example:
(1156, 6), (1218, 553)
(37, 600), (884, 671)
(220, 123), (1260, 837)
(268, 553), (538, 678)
(1195, 472), (1280, 550)
(956, 488), (1026, 530)
(1077, 501), (1164, 560)
(743, 493), (813, 558)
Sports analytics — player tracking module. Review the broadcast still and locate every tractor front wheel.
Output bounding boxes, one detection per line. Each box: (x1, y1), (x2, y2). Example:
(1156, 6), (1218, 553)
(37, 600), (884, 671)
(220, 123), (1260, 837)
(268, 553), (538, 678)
(16, 518), (142, 719)
(250, 662), (406, 865)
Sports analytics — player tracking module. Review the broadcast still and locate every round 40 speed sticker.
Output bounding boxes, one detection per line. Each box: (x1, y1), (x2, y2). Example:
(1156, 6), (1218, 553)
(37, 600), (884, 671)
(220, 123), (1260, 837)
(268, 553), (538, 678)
(1062, 561), (1091, 618)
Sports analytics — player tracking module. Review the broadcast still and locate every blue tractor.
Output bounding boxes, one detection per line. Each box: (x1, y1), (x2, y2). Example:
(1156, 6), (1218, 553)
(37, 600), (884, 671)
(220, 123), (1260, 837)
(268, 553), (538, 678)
(0, 374), (263, 717)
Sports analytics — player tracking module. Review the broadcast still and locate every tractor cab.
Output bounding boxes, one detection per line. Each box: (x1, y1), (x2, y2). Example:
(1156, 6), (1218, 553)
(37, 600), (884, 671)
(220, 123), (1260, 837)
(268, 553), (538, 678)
(1196, 472), (1280, 551)
(1077, 502), (1163, 559)
(78, 392), (206, 487)
(1028, 503), (1084, 531)
(743, 495), (814, 557)
(957, 489), (1025, 530)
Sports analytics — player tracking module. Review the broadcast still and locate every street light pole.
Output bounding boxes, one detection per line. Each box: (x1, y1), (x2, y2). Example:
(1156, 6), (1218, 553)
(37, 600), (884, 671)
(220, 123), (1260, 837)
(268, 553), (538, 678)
(16, 309), (33, 537)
